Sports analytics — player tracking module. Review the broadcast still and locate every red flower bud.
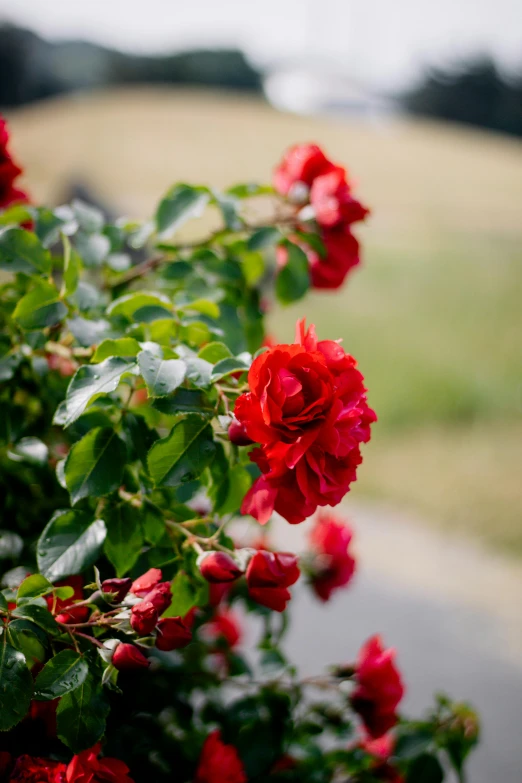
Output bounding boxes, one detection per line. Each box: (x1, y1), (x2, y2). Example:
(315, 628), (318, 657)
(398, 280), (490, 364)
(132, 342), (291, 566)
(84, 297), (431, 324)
(228, 419), (253, 446)
(246, 550), (300, 612)
(112, 643), (149, 671)
(56, 605), (90, 625)
(102, 578), (133, 603)
(144, 582), (172, 615)
(199, 552), (243, 584)
(130, 568), (162, 597)
(155, 617), (192, 651)
(130, 601), (158, 635)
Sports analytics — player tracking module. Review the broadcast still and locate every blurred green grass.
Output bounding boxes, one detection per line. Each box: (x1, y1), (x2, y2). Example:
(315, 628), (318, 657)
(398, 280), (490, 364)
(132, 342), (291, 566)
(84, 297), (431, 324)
(8, 87), (522, 552)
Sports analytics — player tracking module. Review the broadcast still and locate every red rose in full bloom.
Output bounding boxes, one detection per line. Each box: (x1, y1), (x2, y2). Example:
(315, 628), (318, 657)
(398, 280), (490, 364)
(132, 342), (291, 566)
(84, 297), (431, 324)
(309, 512), (356, 601)
(112, 643), (149, 671)
(351, 635), (405, 739)
(199, 551), (243, 583)
(66, 744), (134, 783)
(9, 755), (66, 783)
(236, 320), (375, 525)
(0, 116), (29, 210)
(273, 143), (336, 196)
(47, 576), (90, 625)
(246, 550), (300, 611)
(155, 617), (192, 651)
(195, 731), (246, 783)
(310, 168), (369, 229)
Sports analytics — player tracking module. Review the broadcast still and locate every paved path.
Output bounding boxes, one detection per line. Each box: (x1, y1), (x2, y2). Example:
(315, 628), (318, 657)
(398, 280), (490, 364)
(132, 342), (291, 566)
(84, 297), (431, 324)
(267, 504), (522, 783)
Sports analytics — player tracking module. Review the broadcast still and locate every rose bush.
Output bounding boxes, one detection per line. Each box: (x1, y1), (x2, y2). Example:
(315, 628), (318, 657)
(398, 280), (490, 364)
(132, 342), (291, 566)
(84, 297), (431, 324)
(0, 126), (478, 782)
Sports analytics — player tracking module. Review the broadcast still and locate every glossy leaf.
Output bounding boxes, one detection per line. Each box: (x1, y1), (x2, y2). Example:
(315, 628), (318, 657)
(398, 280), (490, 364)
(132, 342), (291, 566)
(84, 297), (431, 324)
(0, 642), (33, 731)
(275, 241), (310, 305)
(37, 509), (107, 581)
(55, 357), (137, 427)
(156, 184), (210, 237)
(7, 619), (48, 668)
(210, 356), (250, 381)
(0, 227), (51, 275)
(163, 570), (208, 618)
(92, 337), (141, 362)
(152, 388), (214, 415)
(198, 341), (232, 363)
(10, 436), (48, 466)
(138, 349), (186, 398)
(64, 427), (126, 505)
(34, 649), (89, 701)
(12, 281), (67, 330)
(11, 603), (60, 635)
(56, 675), (110, 753)
(104, 504), (144, 577)
(17, 574), (52, 603)
(148, 414), (216, 487)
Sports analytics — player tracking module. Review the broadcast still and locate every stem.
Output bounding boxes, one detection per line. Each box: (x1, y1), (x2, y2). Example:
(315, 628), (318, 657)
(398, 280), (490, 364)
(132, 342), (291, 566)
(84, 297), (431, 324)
(75, 631), (105, 649)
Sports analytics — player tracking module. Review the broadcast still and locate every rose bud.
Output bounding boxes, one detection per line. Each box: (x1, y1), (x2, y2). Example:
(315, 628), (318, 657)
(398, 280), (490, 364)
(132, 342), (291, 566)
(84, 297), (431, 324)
(130, 601), (159, 635)
(130, 568), (162, 597)
(199, 551), (243, 584)
(112, 642), (150, 671)
(55, 605), (90, 625)
(155, 617), (192, 651)
(144, 582), (172, 615)
(228, 419), (253, 446)
(101, 577), (133, 603)
(246, 550), (300, 612)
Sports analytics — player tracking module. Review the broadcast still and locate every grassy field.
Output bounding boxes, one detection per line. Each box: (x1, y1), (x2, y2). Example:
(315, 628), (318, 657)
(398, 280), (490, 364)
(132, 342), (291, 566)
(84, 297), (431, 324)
(8, 87), (522, 552)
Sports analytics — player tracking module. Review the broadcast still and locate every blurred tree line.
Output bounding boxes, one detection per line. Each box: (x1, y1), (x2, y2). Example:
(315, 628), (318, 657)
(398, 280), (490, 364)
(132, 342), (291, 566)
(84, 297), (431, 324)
(0, 24), (262, 106)
(403, 56), (522, 138)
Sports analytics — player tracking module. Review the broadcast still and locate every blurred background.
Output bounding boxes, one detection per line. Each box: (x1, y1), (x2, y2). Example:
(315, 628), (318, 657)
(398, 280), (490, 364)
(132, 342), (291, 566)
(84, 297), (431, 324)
(1, 0), (521, 779)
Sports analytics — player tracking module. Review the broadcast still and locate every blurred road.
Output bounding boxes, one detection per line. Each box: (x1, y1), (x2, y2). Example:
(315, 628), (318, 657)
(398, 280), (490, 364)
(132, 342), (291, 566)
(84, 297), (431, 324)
(271, 505), (522, 783)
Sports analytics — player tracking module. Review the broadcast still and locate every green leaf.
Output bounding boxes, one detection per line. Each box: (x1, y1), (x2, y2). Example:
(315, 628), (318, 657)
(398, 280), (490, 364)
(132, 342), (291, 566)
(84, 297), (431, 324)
(7, 619), (48, 668)
(406, 754), (444, 783)
(12, 281), (67, 330)
(247, 226), (282, 251)
(148, 414), (216, 488)
(104, 504), (144, 576)
(9, 436), (48, 466)
(17, 574), (52, 604)
(152, 388), (214, 415)
(34, 649), (89, 701)
(213, 464), (252, 516)
(163, 570), (208, 618)
(212, 190), (242, 230)
(91, 338), (141, 362)
(75, 233), (111, 267)
(198, 341), (232, 364)
(0, 350), (22, 381)
(137, 349), (186, 398)
(67, 316), (110, 348)
(107, 291), (171, 320)
(395, 730), (434, 761)
(184, 357), (213, 388)
(0, 642), (33, 731)
(56, 675), (110, 753)
(182, 298), (220, 319)
(64, 427), (126, 505)
(0, 529), (23, 559)
(0, 227), (51, 275)
(56, 357), (137, 428)
(11, 603), (59, 635)
(72, 200), (104, 234)
(242, 251), (265, 285)
(37, 510), (107, 581)
(156, 184), (210, 237)
(275, 241), (310, 305)
(210, 356), (250, 381)
(35, 208), (77, 249)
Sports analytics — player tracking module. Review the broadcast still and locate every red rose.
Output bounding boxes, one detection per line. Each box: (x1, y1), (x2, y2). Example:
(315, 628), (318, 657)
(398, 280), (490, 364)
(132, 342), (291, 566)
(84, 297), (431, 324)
(195, 731), (246, 783)
(47, 576), (90, 625)
(362, 736), (404, 783)
(130, 601), (158, 636)
(273, 143), (336, 196)
(351, 635), (405, 738)
(112, 643), (149, 671)
(199, 552), (243, 584)
(9, 755), (66, 783)
(29, 699), (58, 738)
(143, 582), (172, 615)
(227, 419), (254, 447)
(309, 512), (356, 601)
(155, 617), (192, 651)
(101, 578), (132, 603)
(246, 550), (300, 612)
(46, 354), (78, 378)
(208, 581), (232, 607)
(0, 116), (29, 209)
(130, 568), (162, 597)
(66, 744), (134, 783)
(309, 226), (361, 289)
(236, 320), (375, 525)
(310, 168), (369, 229)
(202, 609), (242, 649)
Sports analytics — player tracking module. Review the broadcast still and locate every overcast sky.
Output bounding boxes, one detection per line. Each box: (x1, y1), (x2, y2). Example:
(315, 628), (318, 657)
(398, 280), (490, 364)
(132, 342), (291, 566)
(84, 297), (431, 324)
(0, 0), (521, 89)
